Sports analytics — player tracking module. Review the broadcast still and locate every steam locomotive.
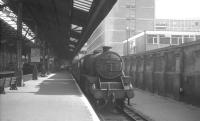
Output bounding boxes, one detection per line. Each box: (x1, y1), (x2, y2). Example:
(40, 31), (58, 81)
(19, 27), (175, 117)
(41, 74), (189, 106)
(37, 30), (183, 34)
(72, 46), (134, 107)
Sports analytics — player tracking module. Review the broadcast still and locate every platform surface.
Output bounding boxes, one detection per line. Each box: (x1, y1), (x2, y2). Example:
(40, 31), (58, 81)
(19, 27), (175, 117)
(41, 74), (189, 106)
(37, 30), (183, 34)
(130, 89), (200, 121)
(0, 72), (99, 121)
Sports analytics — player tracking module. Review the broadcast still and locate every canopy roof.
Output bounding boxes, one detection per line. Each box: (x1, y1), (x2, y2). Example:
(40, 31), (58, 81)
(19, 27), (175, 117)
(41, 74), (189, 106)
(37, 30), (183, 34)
(1, 0), (117, 59)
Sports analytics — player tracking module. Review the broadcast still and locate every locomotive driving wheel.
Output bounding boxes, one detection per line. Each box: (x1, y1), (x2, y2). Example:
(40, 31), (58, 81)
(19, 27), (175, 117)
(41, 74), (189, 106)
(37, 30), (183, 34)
(116, 99), (125, 109)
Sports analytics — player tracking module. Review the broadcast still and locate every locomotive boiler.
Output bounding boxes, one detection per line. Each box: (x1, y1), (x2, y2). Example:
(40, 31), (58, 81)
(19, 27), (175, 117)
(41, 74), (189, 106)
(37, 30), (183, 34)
(72, 46), (134, 107)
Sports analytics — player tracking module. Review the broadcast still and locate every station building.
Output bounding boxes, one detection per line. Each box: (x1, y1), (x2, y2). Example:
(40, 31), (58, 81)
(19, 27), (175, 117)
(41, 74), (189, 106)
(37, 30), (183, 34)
(155, 19), (200, 32)
(85, 0), (155, 55)
(123, 31), (200, 55)
(122, 19), (200, 55)
(85, 0), (200, 56)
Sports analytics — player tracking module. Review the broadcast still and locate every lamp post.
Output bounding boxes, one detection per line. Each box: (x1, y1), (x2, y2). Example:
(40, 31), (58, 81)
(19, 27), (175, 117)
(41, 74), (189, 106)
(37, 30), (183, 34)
(126, 27), (130, 56)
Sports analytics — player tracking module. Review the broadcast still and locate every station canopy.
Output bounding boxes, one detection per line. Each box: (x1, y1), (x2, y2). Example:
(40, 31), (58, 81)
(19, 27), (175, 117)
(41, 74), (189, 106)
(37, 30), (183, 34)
(0, 0), (117, 59)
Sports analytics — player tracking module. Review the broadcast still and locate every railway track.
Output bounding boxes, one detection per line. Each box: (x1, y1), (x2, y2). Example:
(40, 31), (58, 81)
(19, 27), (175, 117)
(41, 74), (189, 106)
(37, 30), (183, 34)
(97, 105), (154, 121)
(122, 105), (153, 121)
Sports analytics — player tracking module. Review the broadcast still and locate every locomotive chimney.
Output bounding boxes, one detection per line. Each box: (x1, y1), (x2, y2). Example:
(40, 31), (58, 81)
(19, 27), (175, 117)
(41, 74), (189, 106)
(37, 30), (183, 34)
(102, 46), (112, 53)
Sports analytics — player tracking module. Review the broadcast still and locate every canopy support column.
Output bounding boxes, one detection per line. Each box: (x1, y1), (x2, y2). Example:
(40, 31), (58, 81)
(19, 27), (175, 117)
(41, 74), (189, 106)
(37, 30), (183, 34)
(16, 2), (23, 87)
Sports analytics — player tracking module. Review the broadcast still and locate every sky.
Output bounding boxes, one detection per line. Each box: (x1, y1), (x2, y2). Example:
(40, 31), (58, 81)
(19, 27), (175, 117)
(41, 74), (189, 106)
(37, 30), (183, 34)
(155, 0), (200, 19)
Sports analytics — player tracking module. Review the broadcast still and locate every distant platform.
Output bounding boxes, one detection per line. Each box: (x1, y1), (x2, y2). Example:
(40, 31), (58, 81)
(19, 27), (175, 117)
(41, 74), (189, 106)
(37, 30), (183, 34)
(0, 71), (99, 121)
(129, 89), (200, 121)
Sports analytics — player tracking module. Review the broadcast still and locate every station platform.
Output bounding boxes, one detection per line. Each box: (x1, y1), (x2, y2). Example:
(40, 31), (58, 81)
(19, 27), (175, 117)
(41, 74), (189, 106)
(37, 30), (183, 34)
(129, 89), (200, 121)
(0, 71), (100, 121)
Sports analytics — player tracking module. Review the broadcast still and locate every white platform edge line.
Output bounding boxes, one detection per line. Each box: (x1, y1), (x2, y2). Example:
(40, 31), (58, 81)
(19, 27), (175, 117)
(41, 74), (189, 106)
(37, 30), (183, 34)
(71, 75), (100, 121)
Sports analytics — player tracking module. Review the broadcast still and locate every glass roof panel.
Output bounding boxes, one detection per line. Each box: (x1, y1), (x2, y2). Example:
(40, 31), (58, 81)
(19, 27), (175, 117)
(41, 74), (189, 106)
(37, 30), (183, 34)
(71, 24), (83, 31)
(74, 1), (91, 8)
(0, 0), (3, 4)
(76, 0), (92, 5)
(73, 0), (93, 12)
(70, 37), (79, 42)
(74, 5), (89, 12)
(0, 0), (35, 42)
(69, 44), (75, 48)
(74, 4), (90, 10)
(69, 48), (74, 51)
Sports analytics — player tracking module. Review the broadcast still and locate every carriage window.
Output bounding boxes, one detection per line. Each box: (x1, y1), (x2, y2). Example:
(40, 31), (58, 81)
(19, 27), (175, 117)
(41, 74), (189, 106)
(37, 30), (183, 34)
(147, 35), (157, 44)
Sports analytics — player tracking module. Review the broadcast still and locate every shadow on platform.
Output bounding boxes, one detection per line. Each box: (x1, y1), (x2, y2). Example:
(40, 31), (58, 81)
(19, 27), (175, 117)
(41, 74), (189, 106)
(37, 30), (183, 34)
(35, 72), (81, 96)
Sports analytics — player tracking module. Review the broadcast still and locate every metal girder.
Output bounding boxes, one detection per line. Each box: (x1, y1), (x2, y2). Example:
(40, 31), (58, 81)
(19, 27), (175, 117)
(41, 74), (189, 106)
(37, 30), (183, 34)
(24, 28), (29, 37)
(70, 30), (81, 39)
(71, 17), (86, 27)
(0, 3), (8, 9)
(68, 40), (78, 45)
(1, 0), (117, 59)
(71, 8), (88, 27)
(51, 0), (59, 28)
(72, 8), (88, 20)
(0, 19), (31, 44)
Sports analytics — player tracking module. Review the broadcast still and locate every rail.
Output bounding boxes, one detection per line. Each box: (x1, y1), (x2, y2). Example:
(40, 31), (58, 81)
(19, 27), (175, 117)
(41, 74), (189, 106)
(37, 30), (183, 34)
(122, 105), (154, 121)
(97, 104), (154, 121)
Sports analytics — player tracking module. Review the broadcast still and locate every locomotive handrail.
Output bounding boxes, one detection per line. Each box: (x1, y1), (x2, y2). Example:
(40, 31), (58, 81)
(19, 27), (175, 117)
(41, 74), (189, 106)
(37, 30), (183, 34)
(98, 77), (101, 89)
(120, 74), (125, 89)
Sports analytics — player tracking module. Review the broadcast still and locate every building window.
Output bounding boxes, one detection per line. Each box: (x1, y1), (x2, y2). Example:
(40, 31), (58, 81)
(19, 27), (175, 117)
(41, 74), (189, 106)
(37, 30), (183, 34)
(171, 38), (179, 45)
(153, 37), (158, 44)
(172, 21), (177, 25)
(196, 35), (200, 40)
(195, 22), (199, 26)
(147, 35), (157, 44)
(172, 35), (182, 38)
(155, 23), (168, 31)
(125, 4), (135, 9)
(160, 37), (170, 44)
(184, 37), (194, 43)
(147, 38), (153, 44)
(178, 38), (183, 44)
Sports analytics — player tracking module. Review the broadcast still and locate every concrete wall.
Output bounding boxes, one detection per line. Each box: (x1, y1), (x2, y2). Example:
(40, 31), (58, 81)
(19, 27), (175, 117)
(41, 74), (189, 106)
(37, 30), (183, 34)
(86, 21), (105, 54)
(87, 0), (155, 55)
(155, 19), (200, 32)
(135, 35), (145, 53)
(135, 0), (155, 33)
(123, 40), (200, 106)
(87, 0), (135, 55)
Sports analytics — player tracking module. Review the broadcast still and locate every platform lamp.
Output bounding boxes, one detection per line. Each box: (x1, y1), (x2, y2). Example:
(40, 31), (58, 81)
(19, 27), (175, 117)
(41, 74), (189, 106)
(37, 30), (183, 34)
(126, 26), (130, 56)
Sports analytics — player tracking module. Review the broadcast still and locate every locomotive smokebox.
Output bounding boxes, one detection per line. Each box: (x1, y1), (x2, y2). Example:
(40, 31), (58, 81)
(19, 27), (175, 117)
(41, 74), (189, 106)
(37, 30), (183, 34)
(103, 46), (112, 53)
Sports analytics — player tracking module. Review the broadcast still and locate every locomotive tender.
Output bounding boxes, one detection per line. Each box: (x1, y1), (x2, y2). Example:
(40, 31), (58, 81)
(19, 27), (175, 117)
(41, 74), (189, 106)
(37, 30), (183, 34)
(72, 46), (134, 106)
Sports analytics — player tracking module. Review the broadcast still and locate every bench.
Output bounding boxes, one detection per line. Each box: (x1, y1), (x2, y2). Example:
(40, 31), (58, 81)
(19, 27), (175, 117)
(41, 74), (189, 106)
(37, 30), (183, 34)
(0, 71), (16, 94)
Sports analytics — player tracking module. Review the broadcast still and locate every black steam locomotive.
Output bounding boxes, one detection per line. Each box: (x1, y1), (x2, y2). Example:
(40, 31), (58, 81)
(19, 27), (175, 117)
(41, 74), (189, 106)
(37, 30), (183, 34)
(72, 46), (134, 107)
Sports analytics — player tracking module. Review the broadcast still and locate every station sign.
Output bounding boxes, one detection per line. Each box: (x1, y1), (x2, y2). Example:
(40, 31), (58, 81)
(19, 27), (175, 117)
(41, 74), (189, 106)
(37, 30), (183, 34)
(31, 48), (40, 62)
